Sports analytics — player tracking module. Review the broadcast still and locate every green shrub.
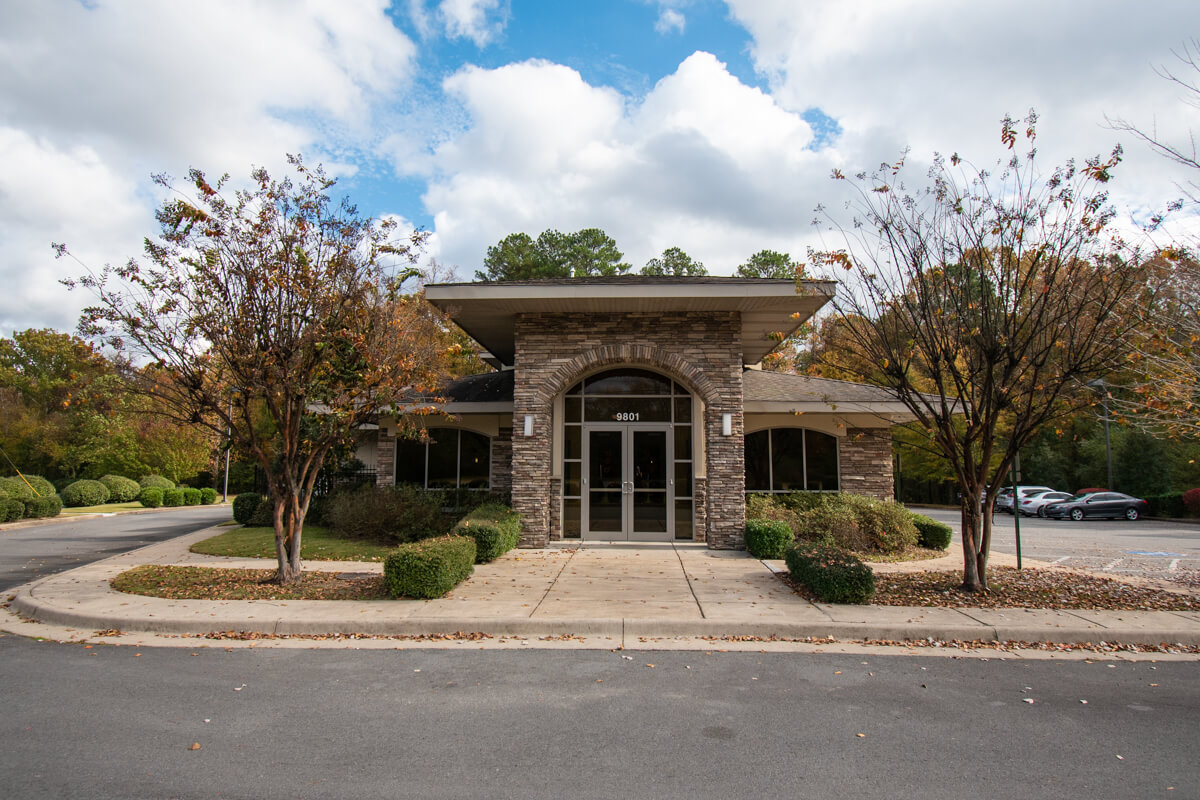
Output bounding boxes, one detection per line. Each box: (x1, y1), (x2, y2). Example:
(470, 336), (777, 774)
(199, 488), (218, 505)
(61, 479), (111, 508)
(20, 475), (56, 498)
(99, 474), (141, 502)
(1183, 488), (1200, 515)
(24, 494), (63, 519)
(910, 513), (953, 550)
(1, 497), (25, 521)
(138, 487), (164, 508)
(1144, 492), (1185, 518)
(0, 476), (35, 501)
(745, 518), (794, 559)
(162, 488), (185, 507)
(247, 498), (275, 527)
(785, 542), (875, 604)
(182, 488), (202, 506)
(233, 493), (264, 524)
(383, 535), (476, 598)
(452, 503), (521, 563)
(139, 475), (175, 491)
(326, 485), (451, 543)
(787, 493), (919, 554)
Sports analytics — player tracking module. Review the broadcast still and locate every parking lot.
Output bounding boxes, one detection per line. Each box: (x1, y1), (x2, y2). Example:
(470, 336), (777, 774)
(914, 506), (1200, 584)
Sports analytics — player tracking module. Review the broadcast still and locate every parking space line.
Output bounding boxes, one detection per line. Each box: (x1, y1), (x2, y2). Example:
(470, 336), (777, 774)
(1102, 559), (1121, 571)
(1170, 559), (1180, 572)
(1052, 556), (1070, 564)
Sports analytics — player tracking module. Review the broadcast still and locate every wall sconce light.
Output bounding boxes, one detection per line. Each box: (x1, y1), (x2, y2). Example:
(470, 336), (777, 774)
(523, 414), (534, 437)
(722, 413), (733, 436)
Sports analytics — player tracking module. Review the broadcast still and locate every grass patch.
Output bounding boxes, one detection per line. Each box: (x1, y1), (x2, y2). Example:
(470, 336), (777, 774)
(190, 525), (396, 562)
(60, 502), (144, 515)
(112, 565), (389, 600)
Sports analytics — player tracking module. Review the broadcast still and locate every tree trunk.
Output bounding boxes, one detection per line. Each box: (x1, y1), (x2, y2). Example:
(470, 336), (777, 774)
(272, 494), (305, 585)
(959, 491), (989, 593)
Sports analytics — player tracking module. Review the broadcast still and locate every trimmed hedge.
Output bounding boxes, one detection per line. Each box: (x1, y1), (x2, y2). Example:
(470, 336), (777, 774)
(182, 488), (202, 506)
(162, 488), (186, 507)
(24, 494), (63, 519)
(325, 485), (450, 543)
(247, 498), (275, 527)
(383, 535), (476, 598)
(452, 503), (521, 563)
(61, 479), (111, 508)
(784, 541), (875, 604)
(1, 497), (25, 521)
(138, 487), (164, 508)
(0, 476), (35, 501)
(199, 488), (218, 505)
(1144, 492), (1185, 518)
(233, 493), (264, 524)
(910, 513), (953, 550)
(99, 474), (141, 502)
(139, 475), (175, 491)
(745, 519), (794, 559)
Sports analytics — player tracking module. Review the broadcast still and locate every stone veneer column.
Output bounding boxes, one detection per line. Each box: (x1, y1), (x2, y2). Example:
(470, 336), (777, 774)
(376, 427), (396, 486)
(510, 312), (745, 549)
(839, 427), (895, 500)
(490, 427), (513, 496)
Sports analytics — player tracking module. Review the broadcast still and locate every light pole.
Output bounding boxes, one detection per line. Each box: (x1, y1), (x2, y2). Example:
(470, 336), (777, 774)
(221, 388), (239, 503)
(1088, 378), (1113, 491)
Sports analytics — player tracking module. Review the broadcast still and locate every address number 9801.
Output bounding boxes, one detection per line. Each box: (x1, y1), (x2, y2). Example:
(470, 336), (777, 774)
(614, 412), (641, 421)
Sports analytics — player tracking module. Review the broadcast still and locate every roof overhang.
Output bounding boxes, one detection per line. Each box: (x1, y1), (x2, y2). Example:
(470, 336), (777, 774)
(425, 279), (836, 366)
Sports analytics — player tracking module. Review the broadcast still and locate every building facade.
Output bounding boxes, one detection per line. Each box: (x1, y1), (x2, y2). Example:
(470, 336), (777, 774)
(370, 277), (910, 550)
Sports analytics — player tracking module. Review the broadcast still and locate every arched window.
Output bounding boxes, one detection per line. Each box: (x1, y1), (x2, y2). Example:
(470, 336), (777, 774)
(394, 428), (491, 489)
(744, 428), (839, 492)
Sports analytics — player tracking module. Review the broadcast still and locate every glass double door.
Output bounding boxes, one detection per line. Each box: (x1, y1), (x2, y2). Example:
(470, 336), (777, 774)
(583, 425), (672, 540)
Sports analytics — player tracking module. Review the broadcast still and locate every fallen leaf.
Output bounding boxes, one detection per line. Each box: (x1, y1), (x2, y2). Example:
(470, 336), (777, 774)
(188, 743), (201, 751)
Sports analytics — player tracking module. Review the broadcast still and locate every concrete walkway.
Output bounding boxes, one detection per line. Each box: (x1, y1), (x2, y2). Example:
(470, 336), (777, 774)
(6, 524), (1200, 649)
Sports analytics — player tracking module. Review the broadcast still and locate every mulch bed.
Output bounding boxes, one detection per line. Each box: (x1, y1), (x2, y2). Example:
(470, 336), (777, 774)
(111, 566), (390, 601)
(782, 566), (1200, 611)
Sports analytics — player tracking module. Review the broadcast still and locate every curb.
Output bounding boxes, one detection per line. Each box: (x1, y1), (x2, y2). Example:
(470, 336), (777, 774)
(11, 585), (1200, 646)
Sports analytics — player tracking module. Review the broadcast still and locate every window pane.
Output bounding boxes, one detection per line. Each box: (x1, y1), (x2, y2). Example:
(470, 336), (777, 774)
(566, 381), (583, 396)
(674, 499), (693, 540)
(674, 425), (692, 460)
(564, 396), (581, 422)
(585, 368), (671, 395)
(458, 430), (490, 489)
(674, 461), (692, 497)
(563, 499), (581, 539)
(427, 429), (458, 489)
(564, 425), (581, 460)
(673, 396), (691, 423)
(394, 437), (426, 486)
(770, 429), (806, 492)
(744, 430), (770, 492)
(805, 430), (839, 491)
(589, 491), (622, 532)
(564, 461), (581, 496)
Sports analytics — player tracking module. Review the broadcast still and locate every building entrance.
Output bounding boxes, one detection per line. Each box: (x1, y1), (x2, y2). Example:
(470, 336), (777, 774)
(560, 367), (694, 541)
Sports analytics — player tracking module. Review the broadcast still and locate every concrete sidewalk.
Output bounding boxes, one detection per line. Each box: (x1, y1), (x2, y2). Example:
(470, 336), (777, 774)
(6, 524), (1200, 649)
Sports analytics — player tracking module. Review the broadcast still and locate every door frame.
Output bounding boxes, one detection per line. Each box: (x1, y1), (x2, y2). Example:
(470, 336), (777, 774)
(581, 423), (674, 541)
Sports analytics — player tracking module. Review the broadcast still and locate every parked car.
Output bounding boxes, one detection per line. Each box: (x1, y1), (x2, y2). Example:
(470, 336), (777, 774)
(994, 485), (1056, 514)
(1017, 490), (1073, 517)
(1042, 492), (1149, 521)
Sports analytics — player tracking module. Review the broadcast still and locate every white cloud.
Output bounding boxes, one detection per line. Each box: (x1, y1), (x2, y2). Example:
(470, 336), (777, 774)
(423, 52), (832, 275)
(725, 0), (1200, 234)
(0, 0), (417, 333)
(438, 0), (507, 47)
(655, 9), (686, 35)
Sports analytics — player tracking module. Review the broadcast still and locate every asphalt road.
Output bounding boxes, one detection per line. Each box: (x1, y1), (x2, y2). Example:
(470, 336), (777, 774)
(0, 506), (231, 592)
(0, 637), (1195, 800)
(914, 506), (1200, 581)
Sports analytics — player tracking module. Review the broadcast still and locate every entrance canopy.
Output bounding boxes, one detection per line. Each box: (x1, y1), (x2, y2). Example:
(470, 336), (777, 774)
(425, 277), (836, 366)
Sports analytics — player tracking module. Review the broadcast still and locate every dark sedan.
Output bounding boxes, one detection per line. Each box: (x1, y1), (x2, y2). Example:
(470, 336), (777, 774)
(1043, 492), (1149, 521)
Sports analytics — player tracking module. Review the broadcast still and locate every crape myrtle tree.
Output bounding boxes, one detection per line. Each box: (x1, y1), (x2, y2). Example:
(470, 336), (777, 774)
(58, 156), (449, 584)
(810, 113), (1156, 592)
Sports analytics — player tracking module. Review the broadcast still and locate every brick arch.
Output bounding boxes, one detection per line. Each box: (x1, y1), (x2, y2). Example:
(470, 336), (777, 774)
(530, 344), (720, 407)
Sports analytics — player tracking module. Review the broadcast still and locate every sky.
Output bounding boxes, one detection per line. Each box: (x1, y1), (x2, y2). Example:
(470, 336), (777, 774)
(2, 0), (1199, 335)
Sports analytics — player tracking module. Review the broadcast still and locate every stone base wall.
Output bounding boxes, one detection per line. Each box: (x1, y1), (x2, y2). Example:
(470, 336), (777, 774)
(839, 427), (895, 500)
(491, 427), (513, 495)
(511, 312), (745, 549)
